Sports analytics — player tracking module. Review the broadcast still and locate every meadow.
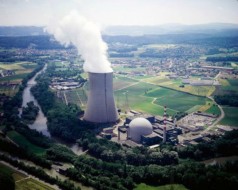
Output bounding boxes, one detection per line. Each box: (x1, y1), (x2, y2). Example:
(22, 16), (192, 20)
(134, 183), (188, 190)
(0, 163), (54, 190)
(143, 75), (215, 97)
(0, 62), (37, 96)
(16, 178), (55, 190)
(219, 106), (238, 127)
(114, 79), (208, 116)
(7, 131), (46, 155)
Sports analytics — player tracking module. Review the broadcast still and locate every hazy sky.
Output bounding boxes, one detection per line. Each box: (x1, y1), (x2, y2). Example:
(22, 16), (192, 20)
(0, 0), (238, 26)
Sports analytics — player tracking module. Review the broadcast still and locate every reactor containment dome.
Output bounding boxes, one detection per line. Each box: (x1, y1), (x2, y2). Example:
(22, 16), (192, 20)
(128, 117), (153, 143)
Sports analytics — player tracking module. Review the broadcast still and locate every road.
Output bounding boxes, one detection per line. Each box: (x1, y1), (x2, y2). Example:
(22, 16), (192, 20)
(202, 96), (225, 133)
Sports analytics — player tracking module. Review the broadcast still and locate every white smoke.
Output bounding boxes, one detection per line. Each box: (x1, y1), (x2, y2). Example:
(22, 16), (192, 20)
(45, 11), (113, 73)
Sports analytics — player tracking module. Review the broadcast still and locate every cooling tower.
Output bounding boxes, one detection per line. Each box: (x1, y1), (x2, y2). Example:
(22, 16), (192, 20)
(84, 72), (119, 123)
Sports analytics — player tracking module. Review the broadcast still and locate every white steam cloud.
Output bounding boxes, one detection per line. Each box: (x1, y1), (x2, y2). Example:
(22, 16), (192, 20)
(46, 11), (112, 73)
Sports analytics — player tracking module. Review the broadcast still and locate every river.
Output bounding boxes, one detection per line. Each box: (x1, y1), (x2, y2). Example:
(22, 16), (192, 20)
(21, 64), (83, 155)
(21, 65), (50, 137)
(20, 64), (93, 189)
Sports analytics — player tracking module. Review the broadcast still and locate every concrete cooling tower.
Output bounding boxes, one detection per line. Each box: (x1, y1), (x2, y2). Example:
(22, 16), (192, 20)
(83, 72), (119, 123)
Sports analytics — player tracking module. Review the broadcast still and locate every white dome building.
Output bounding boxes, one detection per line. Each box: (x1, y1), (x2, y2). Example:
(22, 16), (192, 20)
(128, 117), (153, 143)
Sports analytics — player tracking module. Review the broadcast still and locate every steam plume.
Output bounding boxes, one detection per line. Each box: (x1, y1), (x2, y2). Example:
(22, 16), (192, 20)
(46, 11), (112, 73)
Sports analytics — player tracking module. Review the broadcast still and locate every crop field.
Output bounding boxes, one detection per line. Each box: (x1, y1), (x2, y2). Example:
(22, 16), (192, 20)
(0, 85), (19, 96)
(0, 62), (37, 84)
(64, 88), (87, 109)
(143, 76), (215, 97)
(219, 106), (238, 127)
(16, 178), (55, 190)
(146, 87), (207, 112)
(114, 79), (208, 116)
(0, 163), (27, 180)
(204, 104), (221, 115)
(214, 78), (238, 95)
(134, 183), (188, 190)
(0, 163), (54, 190)
(114, 75), (138, 91)
(113, 65), (145, 73)
(7, 131), (46, 155)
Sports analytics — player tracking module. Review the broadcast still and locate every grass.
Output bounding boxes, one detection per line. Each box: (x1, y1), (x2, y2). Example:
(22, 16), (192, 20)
(0, 163), (27, 181)
(114, 75), (138, 91)
(0, 62), (37, 84)
(7, 131), (46, 155)
(0, 73), (28, 82)
(16, 178), (55, 190)
(219, 106), (238, 127)
(114, 80), (207, 115)
(134, 183), (188, 190)
(65, 89), (87, 109)
(0, 85), (19, 96)
(143, 76), (215, 97)
(205, 104), (221, 115)
(227, 79), (238, 86)
(145, 87), (207, 112)
(214, 78), (238, 95)
(0, 62), (25, 70)
(0, 163), (54, 190)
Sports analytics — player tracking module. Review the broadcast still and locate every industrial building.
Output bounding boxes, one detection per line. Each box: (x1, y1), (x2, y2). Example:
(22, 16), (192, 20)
(115, 112), (182, 146)
(84, 72), (119, 123)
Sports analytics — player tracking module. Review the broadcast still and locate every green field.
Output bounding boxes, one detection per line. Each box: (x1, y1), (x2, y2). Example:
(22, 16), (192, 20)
(0, 85), (19, 96)
(134, 183), (188, 190)
(7, 131), (46, 155)
(219, 106), (238, 127)
(16, 178), (55, 190)
(205, 104), (221, 115)
(0, 162), (27, 181)
(214, 78), (238, 95)
(114, 79), (208, 116)
(114, 75), (138, 91)
(0, 163), (54, 190)
(65, 88), (87, 109)
(145, 86), (207, 112)
(0, 62), (37, 96)
(143, 76), (215, 97)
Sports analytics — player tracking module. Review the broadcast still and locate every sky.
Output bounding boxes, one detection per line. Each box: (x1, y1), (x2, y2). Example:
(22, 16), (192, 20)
(0, 0), (238, 27)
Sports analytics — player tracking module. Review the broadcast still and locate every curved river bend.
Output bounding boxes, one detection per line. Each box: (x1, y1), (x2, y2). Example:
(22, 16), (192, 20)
(21, 64), (83, 155)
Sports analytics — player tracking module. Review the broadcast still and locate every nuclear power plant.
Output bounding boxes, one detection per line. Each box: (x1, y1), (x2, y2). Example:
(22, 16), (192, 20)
(83, 72), (119, 123)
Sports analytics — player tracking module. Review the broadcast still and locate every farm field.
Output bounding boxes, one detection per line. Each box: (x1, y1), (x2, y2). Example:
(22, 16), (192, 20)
(0, 85), (19, 96)
(16, 177), (55, 190)
(146, 87), (208, 112)
(214, 78), (238, 95)
(0, 62), (37, 96)
(204, 104), (221, 115)
(7, 131), (46, 155)
(143, 75), (215, 97)
(134, 183), (188, 190)
(114, 75), (138, 91)
(0, 162), (27, 181)
(0, 162), (54, 190)
(219, 106), (238, 127)
(64, 88), (87, 109)
(114, 78), (209, 116)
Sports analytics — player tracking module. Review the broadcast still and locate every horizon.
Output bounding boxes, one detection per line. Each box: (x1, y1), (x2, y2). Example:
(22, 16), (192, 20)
(0, 0), (238, 27)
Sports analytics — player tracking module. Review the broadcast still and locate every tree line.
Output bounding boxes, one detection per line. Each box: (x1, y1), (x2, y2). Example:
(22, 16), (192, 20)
(214, 95), (238, 107)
